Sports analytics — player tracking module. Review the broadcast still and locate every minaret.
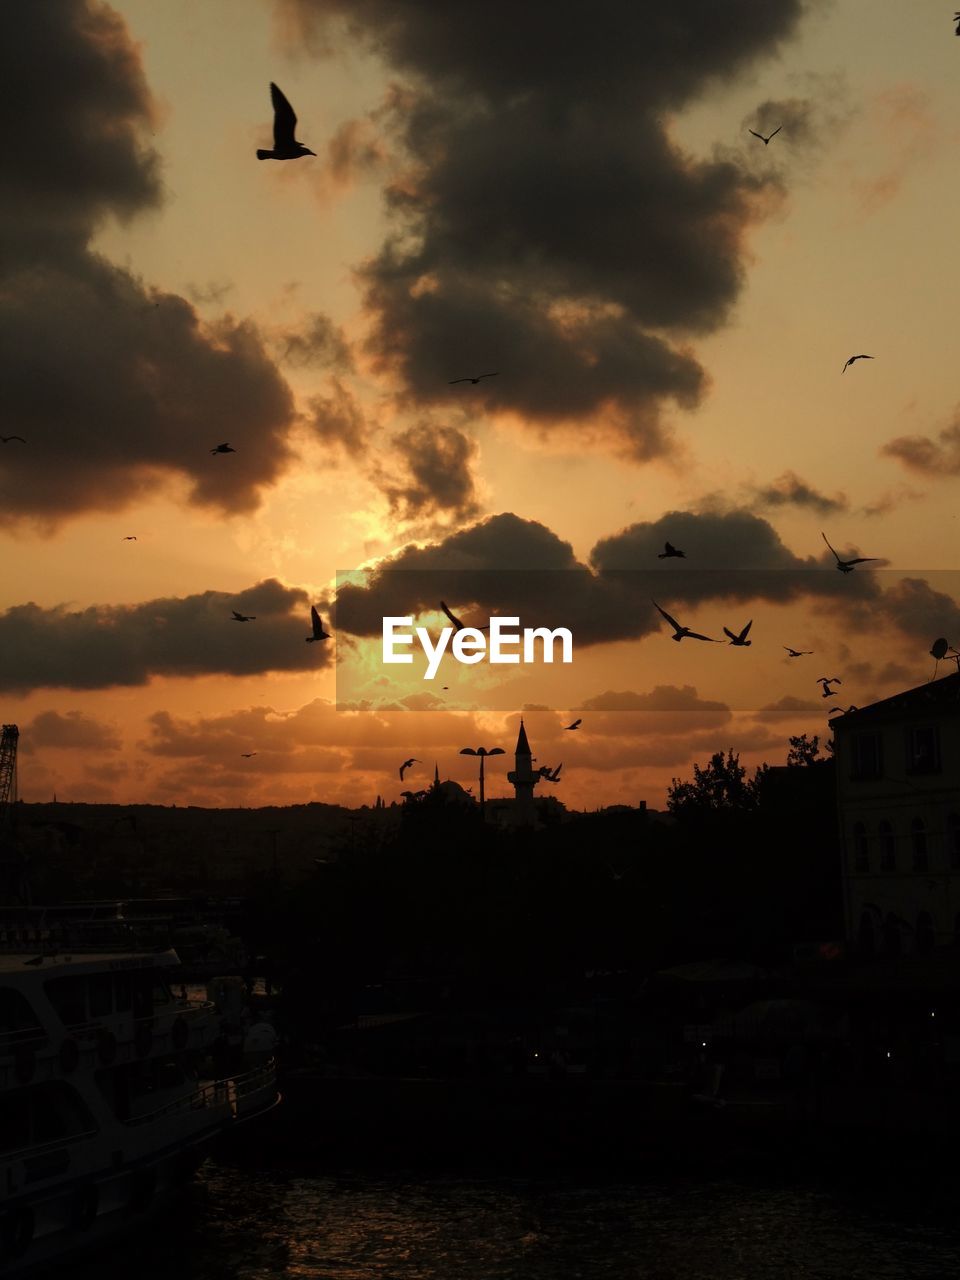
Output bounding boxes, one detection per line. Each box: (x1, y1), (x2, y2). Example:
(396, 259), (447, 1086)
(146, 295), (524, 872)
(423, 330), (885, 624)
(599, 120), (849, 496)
(507, 718), (540, 826)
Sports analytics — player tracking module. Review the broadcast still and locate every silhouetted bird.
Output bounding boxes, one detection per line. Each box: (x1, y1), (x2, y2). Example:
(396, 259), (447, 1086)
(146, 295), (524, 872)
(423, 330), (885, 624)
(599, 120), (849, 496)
(257, 83), (316, 161)
(828, 704), (859, 717)
(211, 443), (235, 454)
(564, 719), (582, 731)
(241, 752), (257, 758)
(658, 541), (686, 559)
(400, 789), (427, 800)
(955, 11), (960, 35)
(784, 646), (813, 658)
(0, 436), (26, 444)
(399, 758), (420, 781)
(821, 531), (880, 573)
(449, 373), (499, 385)
(842, 354), (874, 373)
(749, 125), (781, 145)
(652, 600), (719, 643)
(538, 762), (563, 782)
(121, 536), (137, 541)
(231, 611), (256, 622)
(817, 676), (842, 698)
(440, 601), (489, 632)
(306, 606), (330, 642)
(723, 620), (753, 647)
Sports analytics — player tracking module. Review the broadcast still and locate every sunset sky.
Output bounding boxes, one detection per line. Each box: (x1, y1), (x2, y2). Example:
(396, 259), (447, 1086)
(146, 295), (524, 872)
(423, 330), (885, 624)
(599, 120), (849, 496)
(3, 0), (960, 810)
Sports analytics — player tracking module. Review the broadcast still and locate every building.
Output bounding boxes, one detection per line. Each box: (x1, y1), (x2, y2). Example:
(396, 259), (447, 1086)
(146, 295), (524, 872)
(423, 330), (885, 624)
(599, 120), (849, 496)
(832, 671), (960, 955)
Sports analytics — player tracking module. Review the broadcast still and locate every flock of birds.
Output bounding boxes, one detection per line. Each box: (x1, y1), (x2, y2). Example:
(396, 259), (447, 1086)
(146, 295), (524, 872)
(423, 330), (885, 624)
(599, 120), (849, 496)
(649, 522), (892, 727)
(12, 67), (958, 790)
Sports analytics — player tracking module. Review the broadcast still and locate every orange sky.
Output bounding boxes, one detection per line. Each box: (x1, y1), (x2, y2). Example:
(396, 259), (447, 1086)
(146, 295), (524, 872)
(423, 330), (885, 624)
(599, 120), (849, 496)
(3, 1), (960, 810)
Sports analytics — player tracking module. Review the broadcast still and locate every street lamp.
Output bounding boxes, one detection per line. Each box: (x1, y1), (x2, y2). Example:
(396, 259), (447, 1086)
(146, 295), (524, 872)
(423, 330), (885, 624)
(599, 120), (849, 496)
(459, 746), (504, 821)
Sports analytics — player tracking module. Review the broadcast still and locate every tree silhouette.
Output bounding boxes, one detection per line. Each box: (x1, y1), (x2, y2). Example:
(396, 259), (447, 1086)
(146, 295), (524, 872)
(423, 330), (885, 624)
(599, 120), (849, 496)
(667, 748), (766, 817)
(786, 733), (823, 767)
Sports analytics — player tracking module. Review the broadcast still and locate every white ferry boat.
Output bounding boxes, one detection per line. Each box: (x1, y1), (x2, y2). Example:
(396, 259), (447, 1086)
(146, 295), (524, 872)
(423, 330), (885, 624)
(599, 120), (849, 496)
(0, 940), (278, 1272)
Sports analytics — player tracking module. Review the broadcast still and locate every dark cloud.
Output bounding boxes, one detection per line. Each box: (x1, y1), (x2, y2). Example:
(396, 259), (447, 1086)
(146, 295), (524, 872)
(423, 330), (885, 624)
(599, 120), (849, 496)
(306, 377), (369, 456)
(881, 416), (960, 478)
(749, 471), (848, 516)
(23, 710), (121, 751)
(279, 313), (354, 371)
(323, 117), (389, 188)
(578, 685), (731, 734)
(280, 0), (805, 458)
(375, 423), (480, 522)
(0, 579), (330, 693)
(753, 695), (824, 723)
(0, 2), (298, 526)
(333, 508), (885, 657)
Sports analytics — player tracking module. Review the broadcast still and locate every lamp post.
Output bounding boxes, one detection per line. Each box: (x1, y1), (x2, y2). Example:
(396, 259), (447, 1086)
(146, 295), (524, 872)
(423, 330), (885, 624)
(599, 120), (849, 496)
(459, 746), (504, 822)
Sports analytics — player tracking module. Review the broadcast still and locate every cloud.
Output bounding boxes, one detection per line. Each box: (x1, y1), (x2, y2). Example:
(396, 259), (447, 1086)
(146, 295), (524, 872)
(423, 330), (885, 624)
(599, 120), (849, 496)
(278, 313), (354, 371)
(0, 2), (298, 527)
(881, 414), (960, 478)
(23, 710), (121, 751)
(752, 695), (824, 723)
(278, 0), (805, 459)
(333, 508), (885, 655)
(0, 578), (330, 693)
(306, 377), (370, 456)
(578, 685), (731, 733)
(375, 423), (480, 522)
(852, 85), (939, 218)
(749, 471), (848, 516)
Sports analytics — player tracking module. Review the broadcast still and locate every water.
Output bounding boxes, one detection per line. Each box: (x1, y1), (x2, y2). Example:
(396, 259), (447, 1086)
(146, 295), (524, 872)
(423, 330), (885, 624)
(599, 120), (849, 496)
(60, 1153), (960, 1279)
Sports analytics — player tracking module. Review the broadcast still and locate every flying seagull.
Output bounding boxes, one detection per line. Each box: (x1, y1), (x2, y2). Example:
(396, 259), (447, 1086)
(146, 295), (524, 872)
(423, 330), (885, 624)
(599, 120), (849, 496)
(821, 531), (880, 573)
(241, 752), (257, 758)
(121, 536), (137, 541)
(828, 705), (859, 718)
(449, 373), (499, 385)
(231, 611), (256, 622)
(256, 83), (316, 161)
(306, 606), (330, 643)
(842, 354), (874, 373)
(211, 443), (235, 454)
(0, 436), (26, 444)
(564, 719), (582, 731)
(652, 600), (719, 643)
(399, 758), (420, 782)
(440, 601), (489, 633)
(723, 620), (753, 647)
(784, 646), (813, 658)
(658, 541), (686, 559)
(749, 125), (781, 145)
(955, 11), (960, 35)
(817, 676), (842, 698)
(539, 762), (563, 782)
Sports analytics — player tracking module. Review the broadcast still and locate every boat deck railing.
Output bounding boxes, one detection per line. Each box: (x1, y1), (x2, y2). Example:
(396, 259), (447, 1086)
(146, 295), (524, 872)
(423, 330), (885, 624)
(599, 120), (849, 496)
(123, 1058), (277, 1127)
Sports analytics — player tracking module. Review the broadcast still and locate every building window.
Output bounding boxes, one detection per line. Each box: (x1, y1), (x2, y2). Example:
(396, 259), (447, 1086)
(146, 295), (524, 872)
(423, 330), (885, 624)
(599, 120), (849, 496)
(949, 814), (960, 872)
(878, 820), (896, 871)
(883, 913), (902, 956)
(850, 731), (883, 780)
(858, 911), (876, 958)
(853, 822), (870, 872)
(916, 911), (936, 954)
(905, 726), (941, 775)
(911, 817), (928, 871)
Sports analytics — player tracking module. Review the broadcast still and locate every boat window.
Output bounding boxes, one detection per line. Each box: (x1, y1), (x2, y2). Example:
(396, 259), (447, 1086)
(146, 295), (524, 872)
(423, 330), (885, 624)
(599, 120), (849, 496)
(152, 977), (173, 1007)
(88, 972), (113, 1018)
(0, 1093), (31, 1153)
(45, 975), (87, 1027)
(114, 973), (133, 1012)
(0, 986), (43, 1038)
